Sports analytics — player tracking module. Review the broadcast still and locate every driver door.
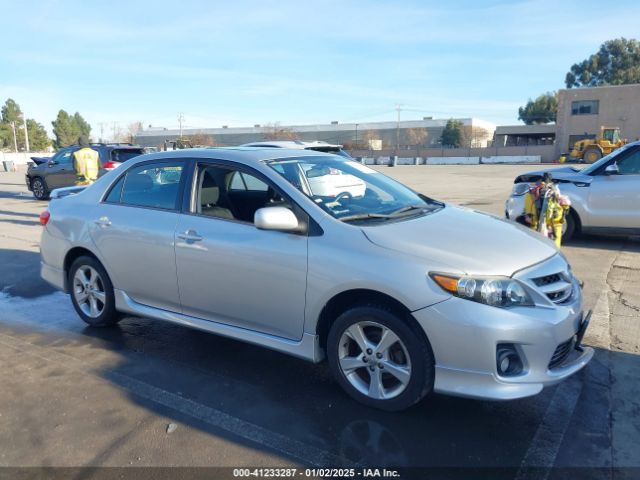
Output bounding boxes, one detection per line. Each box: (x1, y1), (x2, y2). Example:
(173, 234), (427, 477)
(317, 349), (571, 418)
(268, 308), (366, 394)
(174, 161), (309, 340)
(45, 148), (76, 188)
(588, 147), (640, 229)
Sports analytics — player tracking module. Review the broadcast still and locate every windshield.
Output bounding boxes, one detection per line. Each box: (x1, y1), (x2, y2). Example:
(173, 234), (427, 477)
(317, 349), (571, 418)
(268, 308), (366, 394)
(581, 143), (633, 175)
(267, 156), (443, 223)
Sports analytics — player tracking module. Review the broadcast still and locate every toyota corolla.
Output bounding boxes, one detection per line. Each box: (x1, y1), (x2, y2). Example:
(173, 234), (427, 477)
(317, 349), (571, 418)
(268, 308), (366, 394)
(39, 147), (593, 411)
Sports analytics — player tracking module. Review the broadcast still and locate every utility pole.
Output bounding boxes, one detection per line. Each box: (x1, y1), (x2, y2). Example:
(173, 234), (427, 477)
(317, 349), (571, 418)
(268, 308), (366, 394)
(98, 122), (106, 143)
(10, 121), (18, 152)
(395, 104), (403, 152)
(177, 113), (185, 139)
(22, 116), (30, 152)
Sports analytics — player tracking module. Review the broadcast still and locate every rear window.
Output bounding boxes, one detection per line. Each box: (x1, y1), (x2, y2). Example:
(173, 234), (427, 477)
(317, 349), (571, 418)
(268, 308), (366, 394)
(111, 149), (144, 163)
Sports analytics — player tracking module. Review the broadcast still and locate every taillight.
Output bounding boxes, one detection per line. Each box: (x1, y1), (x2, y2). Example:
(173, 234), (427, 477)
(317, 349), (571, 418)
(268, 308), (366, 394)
(103, 161), (118, 170)
(39, 210), (50, 226)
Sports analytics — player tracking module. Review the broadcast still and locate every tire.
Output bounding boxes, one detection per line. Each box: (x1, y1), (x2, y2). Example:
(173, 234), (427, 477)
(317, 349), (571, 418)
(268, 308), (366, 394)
(327, 304), (434, 411)
(562, 210), (577, 242)
(31, 177), (49, 200)
(68, 256), (121, 327)
(583, 147), (602, 163)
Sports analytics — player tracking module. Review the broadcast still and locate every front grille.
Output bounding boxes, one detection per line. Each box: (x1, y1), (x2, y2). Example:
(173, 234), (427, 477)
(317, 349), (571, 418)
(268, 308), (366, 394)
(549, 338), (573, 369)
(531, 271), (573, 304)
(533, 273), (562, 287)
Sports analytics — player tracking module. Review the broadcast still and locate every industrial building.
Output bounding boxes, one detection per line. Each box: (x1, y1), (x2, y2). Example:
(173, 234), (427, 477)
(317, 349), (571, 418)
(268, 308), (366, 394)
(555, 83), (640, 154)
(134, 118), (496, 150)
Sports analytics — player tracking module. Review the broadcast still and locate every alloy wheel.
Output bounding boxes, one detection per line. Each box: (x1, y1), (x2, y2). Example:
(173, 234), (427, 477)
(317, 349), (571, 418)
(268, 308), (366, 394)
(72, 266), (106, 318)
(33, 179), (45, 199)
(338, 321), (412, 400)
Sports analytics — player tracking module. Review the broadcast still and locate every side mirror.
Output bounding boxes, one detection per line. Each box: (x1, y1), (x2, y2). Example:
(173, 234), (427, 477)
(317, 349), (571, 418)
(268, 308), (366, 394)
(254, 206), (300, 232)
(604, 164), (619, 175)
(47, 160), (58, 167)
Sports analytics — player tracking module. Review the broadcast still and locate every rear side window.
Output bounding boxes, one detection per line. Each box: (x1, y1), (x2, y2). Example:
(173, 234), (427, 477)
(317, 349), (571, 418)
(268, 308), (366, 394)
(111, 149), (144, 163)
(112, 163), (184, 210)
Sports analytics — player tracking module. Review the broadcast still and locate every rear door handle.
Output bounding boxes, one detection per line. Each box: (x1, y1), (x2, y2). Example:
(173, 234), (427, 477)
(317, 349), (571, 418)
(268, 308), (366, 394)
(94, 216), (111, 228)
(177, 229), (203, 242)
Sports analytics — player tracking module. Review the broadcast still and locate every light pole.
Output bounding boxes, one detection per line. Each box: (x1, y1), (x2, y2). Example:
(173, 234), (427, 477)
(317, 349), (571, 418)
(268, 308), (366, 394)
(395, 104), (402, 152)
(10, 121), (18, 152)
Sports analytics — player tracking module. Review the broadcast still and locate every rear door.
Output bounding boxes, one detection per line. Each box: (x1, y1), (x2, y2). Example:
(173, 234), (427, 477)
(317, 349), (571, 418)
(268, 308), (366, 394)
(588, 146), (640, 230)
(89, 160), (186, 312)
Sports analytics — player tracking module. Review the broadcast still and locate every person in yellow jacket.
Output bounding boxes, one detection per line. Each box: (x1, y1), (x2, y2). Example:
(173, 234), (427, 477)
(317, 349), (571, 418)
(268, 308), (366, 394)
(522, 175), (571, 248)
(73, 137), (100, 186)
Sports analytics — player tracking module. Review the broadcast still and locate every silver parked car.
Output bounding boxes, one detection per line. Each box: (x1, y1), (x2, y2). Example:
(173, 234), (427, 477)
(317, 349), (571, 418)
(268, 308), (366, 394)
(40, 147), (593, 411)
(506, 141), (640, 240)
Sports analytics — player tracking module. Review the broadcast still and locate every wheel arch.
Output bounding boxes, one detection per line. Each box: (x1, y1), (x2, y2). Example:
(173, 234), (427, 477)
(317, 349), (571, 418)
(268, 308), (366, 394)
(63, 247), (101, 291)
(568, 206), (582, 233)
(316, 288), (426, 351)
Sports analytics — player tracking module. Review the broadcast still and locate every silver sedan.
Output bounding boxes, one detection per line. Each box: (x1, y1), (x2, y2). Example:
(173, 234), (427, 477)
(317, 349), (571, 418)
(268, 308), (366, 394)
(40, 147), (593, 411)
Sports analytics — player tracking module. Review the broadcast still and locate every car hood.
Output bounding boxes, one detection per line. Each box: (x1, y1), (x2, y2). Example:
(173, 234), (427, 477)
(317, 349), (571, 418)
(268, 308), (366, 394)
(361, 205), (557, 276)
(514, 166), (593, 185)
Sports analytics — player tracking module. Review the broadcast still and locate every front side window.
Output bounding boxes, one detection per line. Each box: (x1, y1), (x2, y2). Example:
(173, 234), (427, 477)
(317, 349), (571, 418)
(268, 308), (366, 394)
(267, 156), (443, 224)
(617, 148), (640, 175)
(571, 100), (599, 115)
(194, 164), (288, 222)
(53, 149), (74, 164)
(115, 163), (184, 210)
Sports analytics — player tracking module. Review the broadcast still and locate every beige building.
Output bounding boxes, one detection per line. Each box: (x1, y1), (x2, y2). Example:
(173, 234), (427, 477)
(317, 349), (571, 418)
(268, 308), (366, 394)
(555, 84), (640, 155)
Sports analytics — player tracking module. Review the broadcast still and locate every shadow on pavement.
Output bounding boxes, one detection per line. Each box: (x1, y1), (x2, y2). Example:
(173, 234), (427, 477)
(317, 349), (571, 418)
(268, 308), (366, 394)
(0, 249), (55, 298)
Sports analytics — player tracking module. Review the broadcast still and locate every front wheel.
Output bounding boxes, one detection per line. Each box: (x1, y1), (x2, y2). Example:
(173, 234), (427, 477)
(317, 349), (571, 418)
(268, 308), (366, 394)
(327, 305), (434, 411)
(31, 177), (49, 200)
(69, 256), (121, 327)
(583, 148), (602, 163)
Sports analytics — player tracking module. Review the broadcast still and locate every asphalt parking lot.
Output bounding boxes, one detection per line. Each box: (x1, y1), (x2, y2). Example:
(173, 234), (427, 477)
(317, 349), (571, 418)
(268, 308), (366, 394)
(0, 164), (638, 479)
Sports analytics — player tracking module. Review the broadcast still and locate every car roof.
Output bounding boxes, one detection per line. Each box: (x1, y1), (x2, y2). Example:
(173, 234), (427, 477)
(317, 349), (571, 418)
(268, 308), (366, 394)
(136, 147), (342, 165)
(240, 140), (343, 149)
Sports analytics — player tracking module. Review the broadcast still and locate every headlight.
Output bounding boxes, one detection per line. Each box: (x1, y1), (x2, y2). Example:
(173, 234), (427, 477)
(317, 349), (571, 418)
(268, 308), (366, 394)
(511, 183), (531, 196)
(430, 273), (534, 308)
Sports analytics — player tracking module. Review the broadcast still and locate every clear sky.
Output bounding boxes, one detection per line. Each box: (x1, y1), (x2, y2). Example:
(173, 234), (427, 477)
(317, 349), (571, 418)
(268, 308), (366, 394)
(2, 0), (639, 138)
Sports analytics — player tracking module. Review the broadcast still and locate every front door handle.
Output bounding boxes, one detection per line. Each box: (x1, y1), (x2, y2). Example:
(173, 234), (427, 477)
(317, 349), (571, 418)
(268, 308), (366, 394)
(177, 229), (203, 242)
(94, 216), (111, 228)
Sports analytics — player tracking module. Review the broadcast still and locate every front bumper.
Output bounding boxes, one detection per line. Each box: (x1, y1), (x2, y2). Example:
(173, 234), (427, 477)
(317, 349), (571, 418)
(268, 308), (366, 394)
(413, 283), (593, 400)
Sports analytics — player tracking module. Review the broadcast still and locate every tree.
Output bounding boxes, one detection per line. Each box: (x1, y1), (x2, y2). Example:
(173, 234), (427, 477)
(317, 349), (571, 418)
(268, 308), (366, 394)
(406, 127), (428, 154)
(440, 119), (463, 147)
(518, 92), (558, 125)
(1, 98), (22, 124)
(185, 132), (216, 146)
(52, 110), (92, 148)
(73, 112), (91, 138)
(462, 126), (491, 147)
(263, 122), (298, 140)
(123, 121), (144, 144)
(26, 119), (51, 151)
(565, 38), (640, 88)
(361, 129), (381, 150)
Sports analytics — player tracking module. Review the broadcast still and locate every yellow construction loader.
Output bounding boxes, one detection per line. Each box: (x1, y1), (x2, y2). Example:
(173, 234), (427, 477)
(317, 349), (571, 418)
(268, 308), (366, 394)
(570, 126), (626, 163)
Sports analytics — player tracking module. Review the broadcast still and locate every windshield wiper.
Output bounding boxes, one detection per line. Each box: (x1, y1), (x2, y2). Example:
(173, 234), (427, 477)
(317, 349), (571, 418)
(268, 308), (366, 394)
(388, 204), (427, 216)
(338, 212), (395, 223)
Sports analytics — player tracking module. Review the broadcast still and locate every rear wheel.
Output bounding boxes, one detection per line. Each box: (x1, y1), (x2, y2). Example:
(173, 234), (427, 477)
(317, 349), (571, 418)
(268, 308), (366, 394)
(31, 177), (49, 200)
(583, 147), (602, 163)
(69, 256), (121, 327)
(327, 305), (434, 411)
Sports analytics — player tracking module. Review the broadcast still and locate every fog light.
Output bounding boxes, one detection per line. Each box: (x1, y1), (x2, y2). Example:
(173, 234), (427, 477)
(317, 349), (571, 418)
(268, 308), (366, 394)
(496, 344), (523, 377)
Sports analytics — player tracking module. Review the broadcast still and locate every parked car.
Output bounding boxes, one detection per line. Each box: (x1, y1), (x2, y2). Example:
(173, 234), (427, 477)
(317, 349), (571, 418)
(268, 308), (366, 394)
(240, 140), (353, 158)
(241, 141), (365, 197)
(26, 143), (145, 200)
(40, 147), (592, 411)
(506, 141), (640, 240)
